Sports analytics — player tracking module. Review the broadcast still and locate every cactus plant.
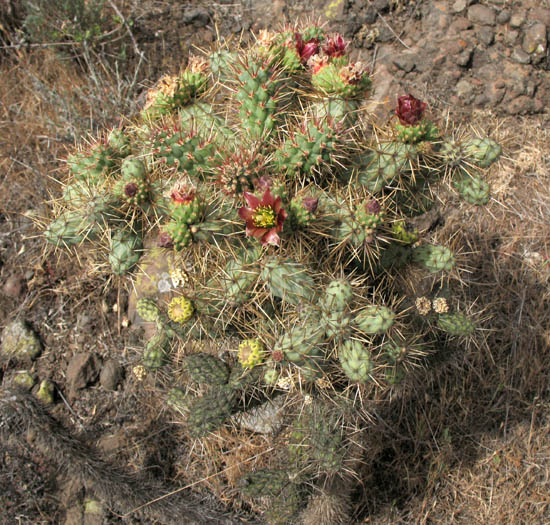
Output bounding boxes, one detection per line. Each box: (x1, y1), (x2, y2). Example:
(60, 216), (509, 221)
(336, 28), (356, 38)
(42, 24), (502, 522)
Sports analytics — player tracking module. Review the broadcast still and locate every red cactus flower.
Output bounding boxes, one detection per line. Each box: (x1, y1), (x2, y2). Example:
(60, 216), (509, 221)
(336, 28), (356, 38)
(170, 182), (195, 204)
(308, 54), (329, 73)
(396, 94), (427, 126)
(295, 33), (320, 64)
(238, 189), (287, 246)
(323, 34), (347, 57)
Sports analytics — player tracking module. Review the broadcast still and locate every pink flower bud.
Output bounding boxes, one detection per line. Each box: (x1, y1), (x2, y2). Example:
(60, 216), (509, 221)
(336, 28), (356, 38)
(396, 94), (427, 126)
(124, 182), (138, 198)
(158, 231), (174, 248)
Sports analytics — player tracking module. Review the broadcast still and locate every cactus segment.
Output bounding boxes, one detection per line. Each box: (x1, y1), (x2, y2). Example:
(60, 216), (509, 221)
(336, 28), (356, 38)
(182, 352), (230, 385)
(187, 385), (236, 437)
(463, 137), (501, 168)
(358, 142), (416, 193)
(240, 469), (290, 498)
(136, 298), (162, 323)
(437, 312), (475, 337)
(273, 326), (324, 363)
(454, 173), (490, 205)
(45, 210), (99, 246)
(142, 332), (169, 369)
(354, 305), (395, 335)
(339, 339), (372, 383)
(412, 244), (455, 273)
(260, 258), (316, 305)
(108, 229), (143, 275)
(321, 279), (353, 312)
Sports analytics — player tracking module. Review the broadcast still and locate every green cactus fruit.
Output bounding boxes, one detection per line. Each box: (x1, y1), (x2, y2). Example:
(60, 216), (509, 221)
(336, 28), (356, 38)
(136, 298), (162, 322)
(357, 142), (416, 193)
(168, 191), (204, 225)
(273, 120), (337, 179)
(152, 128), (215, 176)
(323, 311), (352, 340)
(354, 305), (395, 334)
(261, 257), (316, 305)
(187, 385), (236, 437)
(463, 137), (501, 168)
(355, 199), (385, 229)
(166, 388), (190, 414)
(162, 221), (192, 251)
(182, 352), (230, 385)
(240, 469), (290, 498)
(273, 325), (324, 363)
(412, 244), (455, 272)
(339, 339), (372, 383)
(45, 210), (98, 246)
(142, 332), (169, 369)
(311, 62), (371, 99)
(436, 312), (475, 337)
(454, 173), (490, 205)
(287, 195), (319, 230)
(322, 279), (353, 312)
(235, 58), (280, 139)
(107, 129), (131, 157)
(394, 120), (439, 144)
(238, 339), (265, 368)
(108, 229), (143, 275)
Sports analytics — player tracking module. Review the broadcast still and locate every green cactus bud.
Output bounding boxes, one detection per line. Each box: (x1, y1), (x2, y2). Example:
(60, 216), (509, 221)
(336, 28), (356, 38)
(322, 279), (353, 312)
(412, 244), (455, 273)
(108, 229), (143, 275)
(394, 120), (439, 144)
(437, 312), (475, 337)
(354, 305), (395, 334)
(182, 352), (230, 385)
(339, 339), (372, 383)
(463, 137), (501, 168)
(454, 173), (490, 205)
(311, 61), (371, 99)
(136, 298), (162, 322)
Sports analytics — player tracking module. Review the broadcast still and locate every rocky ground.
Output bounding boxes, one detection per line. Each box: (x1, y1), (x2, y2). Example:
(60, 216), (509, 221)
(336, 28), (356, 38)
(0, 0), (549, 524)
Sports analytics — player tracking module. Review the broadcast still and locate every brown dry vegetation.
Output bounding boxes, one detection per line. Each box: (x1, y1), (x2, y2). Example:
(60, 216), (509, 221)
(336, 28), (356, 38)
(1, 1), (550, 524)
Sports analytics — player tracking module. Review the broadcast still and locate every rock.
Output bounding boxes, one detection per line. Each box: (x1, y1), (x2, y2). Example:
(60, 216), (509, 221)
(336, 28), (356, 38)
(12, 370), (36, 390)
(531, 7), (550, 27)
(477, 26), (494, 46)
(182, 8), (210, 28)
(3, 274), (25, 299)
(66, 352), (101, 395)
(373, 0), (390, 11)
(363, 64), (399, 121)
(455, 79), (475, 103)
(512, 47), (531, 64)
(484, 81), (506, 106)
(99, 359), (123, 391)
(505, 95), (541, 115)
(452, 0), (467, 14)
(468, 5), (496, 26)
(36, 379), (54, 404)
(505, 30), (520, 46)
(449, 17), (473, 34)
(510, 11), (526, 29)
(232, 395), (286, 434)
(1, 319), (41, 362)
(392, 53), (417, 73)
(522, 22), (547, 64)
(497, 10), (511, 25)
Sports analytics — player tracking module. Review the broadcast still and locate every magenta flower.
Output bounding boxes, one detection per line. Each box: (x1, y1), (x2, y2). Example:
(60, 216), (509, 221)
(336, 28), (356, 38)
(396, 94), (427, 126)
(238, 189), (287, 246)
(323, 34), (347, 57)
(295, 33), (320, 64)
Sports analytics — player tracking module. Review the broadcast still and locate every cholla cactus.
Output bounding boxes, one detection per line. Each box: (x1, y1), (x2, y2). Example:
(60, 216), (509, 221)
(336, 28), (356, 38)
(43, 23), (502, 523)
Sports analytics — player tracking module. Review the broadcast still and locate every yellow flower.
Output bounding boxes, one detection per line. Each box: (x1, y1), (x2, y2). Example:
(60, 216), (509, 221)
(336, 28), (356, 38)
(168, 296), (194, 323)
(238, 339), (265, 368)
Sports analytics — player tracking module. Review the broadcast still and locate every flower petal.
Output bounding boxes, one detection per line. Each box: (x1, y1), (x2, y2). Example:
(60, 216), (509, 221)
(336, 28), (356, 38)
(262, 229), (280, 246)
(243, 192), (260, 209)
(238, 206), (253, 221)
